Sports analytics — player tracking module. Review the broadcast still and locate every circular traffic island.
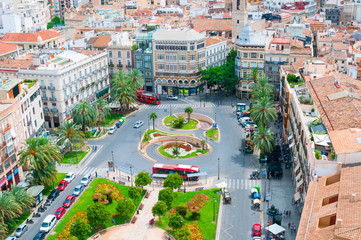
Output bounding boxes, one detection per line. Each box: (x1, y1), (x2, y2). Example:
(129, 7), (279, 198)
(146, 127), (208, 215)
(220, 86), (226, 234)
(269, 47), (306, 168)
(157, 141), (210, 159)
(163, 115), (199, 130)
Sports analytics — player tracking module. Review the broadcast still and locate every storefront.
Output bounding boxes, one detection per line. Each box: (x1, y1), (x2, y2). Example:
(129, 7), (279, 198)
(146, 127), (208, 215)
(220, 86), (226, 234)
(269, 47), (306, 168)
(157, 82), (205, 96)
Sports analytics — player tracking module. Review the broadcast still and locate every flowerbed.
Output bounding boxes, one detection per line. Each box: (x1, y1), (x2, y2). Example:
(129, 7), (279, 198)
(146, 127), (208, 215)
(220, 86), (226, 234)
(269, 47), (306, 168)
(186, 194), (209, 212)
(95, 183), (124, 201)
(56, 211), (88, 240)
(185, 223), (203, 240)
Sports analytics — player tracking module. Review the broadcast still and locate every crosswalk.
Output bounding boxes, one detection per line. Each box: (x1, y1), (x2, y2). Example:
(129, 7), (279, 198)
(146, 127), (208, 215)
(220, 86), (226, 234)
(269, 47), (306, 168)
(74, 166), (106, 177)
(226, 178), (261, 190)
(140, 102), (216, 110)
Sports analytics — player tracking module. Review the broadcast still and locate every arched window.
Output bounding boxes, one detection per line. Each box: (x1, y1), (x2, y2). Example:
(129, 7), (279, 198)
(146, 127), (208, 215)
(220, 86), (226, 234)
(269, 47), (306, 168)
(191, 80), (196, 85)
(157, 79), (161, 84)
(173, 80), (177, 84)
(168, 80), (172, 84)
(179, 80), (183, 85)
(184, 80), (189, 85)
(162, 79), (167, 84)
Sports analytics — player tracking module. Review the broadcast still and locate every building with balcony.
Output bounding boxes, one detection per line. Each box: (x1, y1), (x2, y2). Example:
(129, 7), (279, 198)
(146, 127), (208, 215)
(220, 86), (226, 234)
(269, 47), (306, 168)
(153, 29), (206, 96)
(107, 32), (133, 76)
(0, 50), (109, 128)
(235, 24), (273, 99)
(205, 36), (228, 67)
(0, 98), (25, 191)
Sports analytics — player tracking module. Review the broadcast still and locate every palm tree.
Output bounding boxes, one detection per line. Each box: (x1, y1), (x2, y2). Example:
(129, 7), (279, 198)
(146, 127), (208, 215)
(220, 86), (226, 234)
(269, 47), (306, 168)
(252, 125), (275, 154)
(18, 137), (63, 171)
(250, 97), (277, 126)
(150, 113), (157, 130)
(201, 140), (206, 150)
(95, 99), (111, 124)
(26, 162), (58, 187)
(184, 107), (193, 122)
(110, 72), (136, 113)
(7, 185), (34, 212)
(72, 101), (97, 132)
(246, 67), (260, 82)
(250, 74), (274, 100)
(127, 69), (145, 90)
(0, 222), (8, 239)
(0, 193), (22, 224)
(56, 122), (85, 153)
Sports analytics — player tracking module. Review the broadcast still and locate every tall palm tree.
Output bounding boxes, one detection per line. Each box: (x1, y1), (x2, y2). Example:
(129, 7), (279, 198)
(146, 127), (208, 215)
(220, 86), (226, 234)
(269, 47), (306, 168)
(246, 67), (260, 82)
(127, 69), (145, 90)
(184, 107), (193, 122)
(0, 222), (8, 239)
(18, 137), (63, 171)
(250, 97), (277, 126)
(149, 113), (157, 130)
(56, 122), (85, 152)
(6, 185), (34, 212)
(252, 125), (275, 154)
(0, 193), (22, 224)
(26, 162), (58, 187)
(72, 101), (97, 132)
(110, 73), (136, 113)
(250, 74), (274, 100)
(95, 99), (111, 123)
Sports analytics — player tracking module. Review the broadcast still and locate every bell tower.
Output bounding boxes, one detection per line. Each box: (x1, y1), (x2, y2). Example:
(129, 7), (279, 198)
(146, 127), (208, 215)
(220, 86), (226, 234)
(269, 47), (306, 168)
(232, 0), (248, 42)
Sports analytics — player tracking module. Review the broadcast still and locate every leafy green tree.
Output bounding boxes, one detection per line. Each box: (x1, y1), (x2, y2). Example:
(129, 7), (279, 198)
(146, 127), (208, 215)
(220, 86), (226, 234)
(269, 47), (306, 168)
(95, 99), (111, 124)
(199, 66), (221, 90)
(176, 203), (188, 217)
(158, 187), (174, 208)
(67, 236), (79, 240)
(25, 162), (58, 186)
(18, 137), (62, 171)
(110, 71), (136, 113)
(128, 186), (142, 203)
(173, 116), (186, 128)
(220, 49), (238, 92)
(70, 218), (92, 240)
(56, 122), (85, 152)
(287, 74), (297, 83)
(0, 193), (22, 224)
(47, 22), (54, 29)
(250, 97), (277, 127)
(184, 107), (193, 122)
(52, 16), (61, 25)
(250, 74), (274, 100)
(150, 113), (157, 130)
(116, 198), (136, 220)
(72, 101), (97, 132)
(6, 185), (34, 212)
(131, 44), (138, 51)
(164, 173), (183, 190)
(134, 171), (152, 187)
(174, 228), (191, 240)
(252, 125), (275, 154)
(168, 212), (182, 230)
(87, 203), (111, 229)
(246, 67), (260, 82)
(151, 201), (167, 222)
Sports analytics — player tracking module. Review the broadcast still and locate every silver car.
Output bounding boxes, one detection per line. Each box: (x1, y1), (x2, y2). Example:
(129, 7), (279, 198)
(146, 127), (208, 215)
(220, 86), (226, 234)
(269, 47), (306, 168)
(72, 184), (85, 196)
(133, 120), (144, 128)
(14, 223), (28, 237)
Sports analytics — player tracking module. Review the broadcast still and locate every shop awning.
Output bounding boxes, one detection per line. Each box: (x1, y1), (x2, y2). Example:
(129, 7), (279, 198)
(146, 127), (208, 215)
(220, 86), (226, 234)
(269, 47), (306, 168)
(266, 224), (285, 235)
(0, 177), (6, 187)
(294, 191), (301, 202)
(27, 185), (44, 197)
(296, 179), (304, 189)
(96, 87), (109, 99)
(151, 174), (168, 178)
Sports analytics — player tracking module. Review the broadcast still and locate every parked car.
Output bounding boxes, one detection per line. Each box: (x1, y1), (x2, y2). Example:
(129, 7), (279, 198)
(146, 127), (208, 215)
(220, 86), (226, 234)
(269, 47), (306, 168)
(239, 117), (253, 126)
(64, 172), (75, 183)
(80, 173), (92, 186)
(242, 121), (255, 128)
(54, 207), (66, 219)
(5, 236), (16, 240)
(167, 95), (178, 100)
(108, 127), (116, 134)
(63, 195), (76, 208)
(33, 231), (46, 240)
(40, 215), (57, 233)
(252, 237), (262, 240)
(57, 180), (68, 191)
(14, 224), (28, 237)
(47, 189), (60, 201)
(252, 223), (262, 237)
(133, 120), (144, 128)
(72, 184), (85, 196)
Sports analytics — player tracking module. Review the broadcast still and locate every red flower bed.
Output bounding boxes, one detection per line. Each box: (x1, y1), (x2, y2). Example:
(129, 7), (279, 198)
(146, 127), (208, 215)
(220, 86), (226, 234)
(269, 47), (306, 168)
(180, 144), (191, 152)
(184, 223), (203, 240)
(186, 194), (209, 212)
(56, 211), (88, 240)
(169, 207), (177, 216)
(153, 133), (164, 137)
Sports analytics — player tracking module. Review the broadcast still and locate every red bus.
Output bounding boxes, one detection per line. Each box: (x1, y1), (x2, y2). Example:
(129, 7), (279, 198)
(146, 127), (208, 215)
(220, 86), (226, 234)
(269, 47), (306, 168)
(152, 163), (200, 181)
(136, 90), (161, 105)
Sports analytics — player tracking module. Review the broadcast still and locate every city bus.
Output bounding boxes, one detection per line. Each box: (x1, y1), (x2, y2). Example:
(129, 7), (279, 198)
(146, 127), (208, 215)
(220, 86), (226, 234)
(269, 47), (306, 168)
(152, 163), (200, 181)
(136, 90), (161, 105)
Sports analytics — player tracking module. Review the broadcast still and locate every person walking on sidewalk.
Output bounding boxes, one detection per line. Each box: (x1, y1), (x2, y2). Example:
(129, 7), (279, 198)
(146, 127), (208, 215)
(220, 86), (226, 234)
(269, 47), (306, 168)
(289, 210), (292, 217)
(288, 222), (291, 229)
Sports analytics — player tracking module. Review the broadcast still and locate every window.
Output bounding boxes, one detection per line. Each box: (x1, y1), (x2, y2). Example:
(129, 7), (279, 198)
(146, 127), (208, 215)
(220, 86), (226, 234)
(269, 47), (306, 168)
(144, 62), (151, 69)
(189, 65), (195, 71)
(242, 82), (247, 88)
(33, 107), (35, 114)
(165, 64), (177, 71)
(165, 54), (177, 62)
(180, 55), (186, 61)
(250, 62), (257, 68)
(118, 51), (121, 58)
(180, 65), (186, 71)
(158, 54), (164, 60)
(260, 54), (263, 58)
(259, 62), (264, 69)
(109, 51), (113, 57)
(190, 45), (195, 50)
(243, 61), (248, 68)
(322, 195), (338, 206)
(251, 53), (257, 58)
(190, 55), (195, 61)
(158, 64), (164, 70)
(243, 53), (248, 58)
(127, 51), (131, 58)
(237, 19), (239, 24)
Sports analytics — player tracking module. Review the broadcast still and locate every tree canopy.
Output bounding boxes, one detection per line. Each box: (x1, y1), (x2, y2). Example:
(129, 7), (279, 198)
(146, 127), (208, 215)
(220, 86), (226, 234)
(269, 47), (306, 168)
(152, 201), (167, 222)
(70, 218), (92, 240)
(158, 187), (174, 208)
(134, 171), (152, 187)
(87, 203), (111, 229)
(163, 173), (184, 190)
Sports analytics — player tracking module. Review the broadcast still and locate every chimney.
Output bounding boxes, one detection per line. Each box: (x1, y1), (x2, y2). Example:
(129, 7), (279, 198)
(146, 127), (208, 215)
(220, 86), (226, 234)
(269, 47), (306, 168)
(335, 219), (342, 229)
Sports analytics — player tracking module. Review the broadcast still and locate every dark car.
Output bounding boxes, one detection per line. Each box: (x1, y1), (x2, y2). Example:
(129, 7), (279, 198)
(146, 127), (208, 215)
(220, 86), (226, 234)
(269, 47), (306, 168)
(33, 231), (46, 240)
(48, 189), (60, 201)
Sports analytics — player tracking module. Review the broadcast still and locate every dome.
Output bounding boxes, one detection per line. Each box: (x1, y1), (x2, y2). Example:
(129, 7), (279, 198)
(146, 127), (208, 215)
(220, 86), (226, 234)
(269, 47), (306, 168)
(242, 24), (253, 36)
(37, 35), (43, 43)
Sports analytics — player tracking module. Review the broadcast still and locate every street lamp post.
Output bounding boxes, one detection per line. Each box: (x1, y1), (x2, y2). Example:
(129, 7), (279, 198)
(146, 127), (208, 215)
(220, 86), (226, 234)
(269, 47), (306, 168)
(215, 112), (217, 123)
(130, 166), (133, 186)
(139, 131), (142, 150)
(213, 196), (216, 221)
(218, 158), (220, 180)
(170, 100), (172, 116)
(112, 151), (115, 172)
(183, 170), (186, 193)
(181, 218), (183, 226)
(147, 114), (150, 131)
(125, 197), (128, 223)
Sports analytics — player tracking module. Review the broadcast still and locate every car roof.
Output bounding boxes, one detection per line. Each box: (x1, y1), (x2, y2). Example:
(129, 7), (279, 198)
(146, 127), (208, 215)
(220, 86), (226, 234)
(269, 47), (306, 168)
(56, 207), (64, 211)
(83, 173), (91, 177)
(75, 184), (83, 188)
(66, 172), (74, 175)
(50, 189), (59, 193)
(66, 195), (74, 199)
(17, 223), (26, 228)
(253, 223), (261, 228)
(35, 232), (45, 236)
(44, 215), (56, 221)
(59, 180), (66, 183)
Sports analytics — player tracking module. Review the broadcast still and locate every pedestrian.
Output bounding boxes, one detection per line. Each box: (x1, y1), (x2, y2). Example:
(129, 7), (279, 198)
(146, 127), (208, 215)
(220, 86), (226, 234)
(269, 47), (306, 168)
(288, 222), (291, 229)
(283, 211), (286, 218)
(294, 225), (297, 232)
(289, 210), (292, 217)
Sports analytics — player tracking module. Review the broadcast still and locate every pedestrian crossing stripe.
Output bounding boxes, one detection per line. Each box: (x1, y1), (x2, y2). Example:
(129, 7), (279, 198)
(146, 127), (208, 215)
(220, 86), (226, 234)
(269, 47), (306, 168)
(140, 103), (217, 110)
(226, 178), (261, 190)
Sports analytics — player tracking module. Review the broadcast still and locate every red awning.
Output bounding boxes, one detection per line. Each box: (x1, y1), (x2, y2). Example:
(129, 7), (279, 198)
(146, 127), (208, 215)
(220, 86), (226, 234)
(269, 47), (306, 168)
(0, 177), (6, 187)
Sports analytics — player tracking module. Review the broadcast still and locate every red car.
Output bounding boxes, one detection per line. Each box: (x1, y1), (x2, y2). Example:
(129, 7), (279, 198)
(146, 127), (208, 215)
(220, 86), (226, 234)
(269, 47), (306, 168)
(54, 207), (66, 219)
(252, 223), (262, 237)
(57, 180), (68, 191)
(63, 195), (75, 208)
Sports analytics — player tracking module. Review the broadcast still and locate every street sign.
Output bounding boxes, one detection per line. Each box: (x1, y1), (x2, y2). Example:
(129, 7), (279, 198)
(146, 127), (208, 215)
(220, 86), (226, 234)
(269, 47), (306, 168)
(266, 193), (272, 201)
(108, 161), (114, 171)
(261, 168), (267, 178)
(213, 123), (217, 128)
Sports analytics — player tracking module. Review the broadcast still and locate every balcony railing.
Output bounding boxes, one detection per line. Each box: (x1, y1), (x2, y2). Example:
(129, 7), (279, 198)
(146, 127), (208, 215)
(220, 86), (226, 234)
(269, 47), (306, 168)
(1, 124), (11, 133)
(48, 86), (55, 90)
(40, 85), (46, 89)
(1, 153), (8, 161)
(51, 108), (58, 113)
(50, 97), (57, 101)
(43, 108), (49, 112)
(42, 96), (48, 100)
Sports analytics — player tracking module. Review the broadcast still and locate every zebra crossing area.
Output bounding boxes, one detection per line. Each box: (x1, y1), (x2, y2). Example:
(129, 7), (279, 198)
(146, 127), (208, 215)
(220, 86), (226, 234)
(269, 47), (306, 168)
(74, 166), (107, 177)
(140, 102), (216, 110)
(226, 178), (261, 191)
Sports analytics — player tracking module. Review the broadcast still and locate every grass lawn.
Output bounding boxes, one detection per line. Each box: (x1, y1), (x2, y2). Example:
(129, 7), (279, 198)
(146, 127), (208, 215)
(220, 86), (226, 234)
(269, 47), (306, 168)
(62, 146), (90, 164)
(206, 128), (219, 141)
(158, 145), (209, 159)
(6, 211), (31, 237)
(47, 178), (145, 240)
(85, 130), (105, 139)
(156, 189), (221, 240)
(97, 113), (123, 127)
(142, 129), (193, 143)
(43, 173), (67, 196)
(164, 116), (198, 130)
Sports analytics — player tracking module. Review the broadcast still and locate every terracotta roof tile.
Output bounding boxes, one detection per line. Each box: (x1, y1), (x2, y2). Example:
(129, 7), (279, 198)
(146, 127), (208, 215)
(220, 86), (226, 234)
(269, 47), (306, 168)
(0, 41), (20, 55)
(272, 38), (291, 44)
(92, 35), (111, 48)
(0, 59), (33, 69)
(2, 30), (63, 43)
(205, 36), (227, 46)
(191, 19), (232, 32)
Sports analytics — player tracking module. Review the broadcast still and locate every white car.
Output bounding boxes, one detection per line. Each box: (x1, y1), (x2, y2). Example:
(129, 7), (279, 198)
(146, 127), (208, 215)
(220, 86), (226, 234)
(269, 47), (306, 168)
(167, 95), (178, 100)
(108, 127), (116, 134)
(133, 120), (144, 128)
(40, 215), (57, 233)
(80, 173), (92, 186)
(64, 172), (75, 183)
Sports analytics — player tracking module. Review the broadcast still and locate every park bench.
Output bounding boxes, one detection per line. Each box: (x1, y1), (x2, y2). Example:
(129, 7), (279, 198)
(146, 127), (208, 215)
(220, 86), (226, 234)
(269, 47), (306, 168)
(131, 216), (137, 224)
(195, 187), (204, 191)
(118, 181), (125, 185)
(139, 203), (144, 210)
(145, 191), (151, 198)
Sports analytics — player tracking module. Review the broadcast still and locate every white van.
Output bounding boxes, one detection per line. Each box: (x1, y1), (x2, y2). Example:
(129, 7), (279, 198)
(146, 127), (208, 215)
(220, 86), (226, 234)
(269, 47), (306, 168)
(40, 215), (57, 232)
(240, 117), (252, 124)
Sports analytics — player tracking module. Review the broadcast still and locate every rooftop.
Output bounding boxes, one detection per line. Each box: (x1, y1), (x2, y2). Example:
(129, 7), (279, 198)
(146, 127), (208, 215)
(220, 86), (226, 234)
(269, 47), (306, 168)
(0, 42), (20, 56)
(190, 19), (232, 31)
(2, 30), (64, 43)
(153, 29), (205, 41)
(296, 164), (361, 240)
(0, 78), (22, 91)
(205, 36), (227, 46)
